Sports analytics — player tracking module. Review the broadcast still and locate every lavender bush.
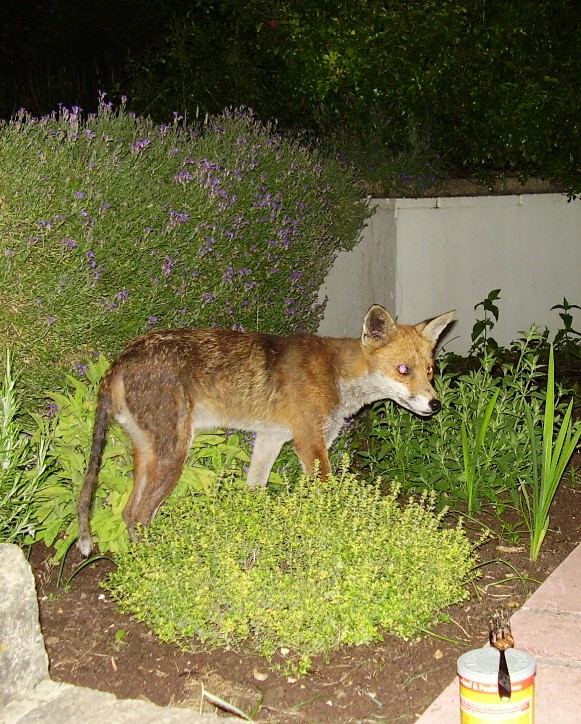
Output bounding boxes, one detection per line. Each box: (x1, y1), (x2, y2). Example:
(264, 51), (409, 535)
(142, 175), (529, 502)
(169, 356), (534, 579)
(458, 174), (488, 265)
(0, 95), (368, 398)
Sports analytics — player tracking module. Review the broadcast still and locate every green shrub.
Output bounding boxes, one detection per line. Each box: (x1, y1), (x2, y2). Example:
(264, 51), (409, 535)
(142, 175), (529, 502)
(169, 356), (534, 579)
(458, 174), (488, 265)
(0, 351), (51, 544)
(126, 1), (580, 196)
(0, 96), (368, 399)
(105, 466), (476, 675)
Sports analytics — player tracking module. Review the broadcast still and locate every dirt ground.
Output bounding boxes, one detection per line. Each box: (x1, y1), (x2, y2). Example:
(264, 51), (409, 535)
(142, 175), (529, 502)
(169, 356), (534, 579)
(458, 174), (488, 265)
(30, 451), (581, 724)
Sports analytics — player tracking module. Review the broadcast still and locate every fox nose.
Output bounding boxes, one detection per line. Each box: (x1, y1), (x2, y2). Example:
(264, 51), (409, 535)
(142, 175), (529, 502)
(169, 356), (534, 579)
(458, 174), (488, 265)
(429, 399), (441, 413)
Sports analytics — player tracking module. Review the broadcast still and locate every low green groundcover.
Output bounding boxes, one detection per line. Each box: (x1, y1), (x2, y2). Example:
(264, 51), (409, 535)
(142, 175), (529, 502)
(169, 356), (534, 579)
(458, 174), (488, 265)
(105, 467), (476, 675)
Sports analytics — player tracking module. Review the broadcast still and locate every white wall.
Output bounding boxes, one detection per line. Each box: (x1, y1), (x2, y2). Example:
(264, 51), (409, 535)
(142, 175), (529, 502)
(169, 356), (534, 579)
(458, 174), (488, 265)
(317, 199), (396, 339)
(318, 194), (581, 354)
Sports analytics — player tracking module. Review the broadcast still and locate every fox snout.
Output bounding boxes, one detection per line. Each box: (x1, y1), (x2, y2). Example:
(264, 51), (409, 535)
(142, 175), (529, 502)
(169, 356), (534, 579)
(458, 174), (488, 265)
(429, 398), (441, 413)
(411, 393), (442, 417)
(390, 378), (444, 417)
(388, 386), (442, 418)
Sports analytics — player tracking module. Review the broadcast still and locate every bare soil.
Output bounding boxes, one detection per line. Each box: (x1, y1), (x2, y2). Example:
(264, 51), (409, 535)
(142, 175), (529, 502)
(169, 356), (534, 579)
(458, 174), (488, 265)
(31, 453), (581, 724)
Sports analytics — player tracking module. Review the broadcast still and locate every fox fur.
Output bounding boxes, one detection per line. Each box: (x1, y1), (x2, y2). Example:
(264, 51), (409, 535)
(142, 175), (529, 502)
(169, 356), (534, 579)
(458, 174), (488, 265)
(77, 304), (454, 555)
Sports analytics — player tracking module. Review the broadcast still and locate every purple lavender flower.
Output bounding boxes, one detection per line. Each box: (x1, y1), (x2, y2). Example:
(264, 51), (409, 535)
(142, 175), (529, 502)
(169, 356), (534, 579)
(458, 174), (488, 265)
(173, 171), (194, 184)
(74, 191), (85, 199)
(161, 257), (175, 277)
(131, 138), (152, 154)
(199, 237), (215, 257)
(201, 292), (215, 304)
(198, 159), (221, 172)
(169, 210), (190, 226)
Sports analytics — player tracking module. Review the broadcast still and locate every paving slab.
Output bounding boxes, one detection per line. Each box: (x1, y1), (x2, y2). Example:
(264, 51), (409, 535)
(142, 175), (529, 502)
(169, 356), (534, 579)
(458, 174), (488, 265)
(518, 545), (581, 615)
(415, 679), (459, 723)
(511, 609), (581, 661)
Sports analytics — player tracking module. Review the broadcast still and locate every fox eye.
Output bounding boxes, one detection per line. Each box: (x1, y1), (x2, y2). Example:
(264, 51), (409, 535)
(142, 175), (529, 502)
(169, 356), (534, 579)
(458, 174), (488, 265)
(397, 364), (410, 375)
(427, 364), (434, 377)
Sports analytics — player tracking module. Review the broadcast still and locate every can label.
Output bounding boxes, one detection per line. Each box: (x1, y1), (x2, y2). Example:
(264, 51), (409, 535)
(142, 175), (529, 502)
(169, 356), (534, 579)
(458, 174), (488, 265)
(459, 674), (535, 723)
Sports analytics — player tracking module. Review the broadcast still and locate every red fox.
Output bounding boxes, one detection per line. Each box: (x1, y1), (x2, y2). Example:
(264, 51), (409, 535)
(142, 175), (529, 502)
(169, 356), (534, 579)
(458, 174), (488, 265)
(77, 305), (454, 555)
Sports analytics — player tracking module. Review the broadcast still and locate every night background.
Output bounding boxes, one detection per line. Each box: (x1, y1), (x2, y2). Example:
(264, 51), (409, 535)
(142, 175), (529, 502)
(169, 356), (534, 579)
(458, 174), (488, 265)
(0, 1), (580, 191)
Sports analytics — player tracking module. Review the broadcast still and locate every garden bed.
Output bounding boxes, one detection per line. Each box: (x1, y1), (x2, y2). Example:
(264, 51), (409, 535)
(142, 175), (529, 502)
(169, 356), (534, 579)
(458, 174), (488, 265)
(31, 459), (580, 723)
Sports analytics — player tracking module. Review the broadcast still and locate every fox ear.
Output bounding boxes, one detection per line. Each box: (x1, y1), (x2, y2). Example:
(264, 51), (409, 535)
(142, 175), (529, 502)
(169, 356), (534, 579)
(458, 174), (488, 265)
(416, 311), (455, 344)
(362, 305), (396, 345)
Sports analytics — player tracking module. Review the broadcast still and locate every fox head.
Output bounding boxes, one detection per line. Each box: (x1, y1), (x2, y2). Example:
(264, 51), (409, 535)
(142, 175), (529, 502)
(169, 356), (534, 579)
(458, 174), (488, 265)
(361, 305), (455, 417)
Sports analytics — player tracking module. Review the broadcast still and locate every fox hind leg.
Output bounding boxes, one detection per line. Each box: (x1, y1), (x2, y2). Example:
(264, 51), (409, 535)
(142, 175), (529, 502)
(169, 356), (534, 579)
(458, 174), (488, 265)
(120, 382), (193, 539)
(123, 435), (191, 539)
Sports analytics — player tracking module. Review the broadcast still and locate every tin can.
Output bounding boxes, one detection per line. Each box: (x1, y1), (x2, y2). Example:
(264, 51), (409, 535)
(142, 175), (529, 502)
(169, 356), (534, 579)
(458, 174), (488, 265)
(457, 648), (536, 723)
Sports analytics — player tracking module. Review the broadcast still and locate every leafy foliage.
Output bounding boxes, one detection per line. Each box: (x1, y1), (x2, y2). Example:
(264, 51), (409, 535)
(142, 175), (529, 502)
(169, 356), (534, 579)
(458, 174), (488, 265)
(105, 467), (476, 675)
(125, 1), (581, 195)
(354, 326), (580, 559)
(0, 351), (50, 543)
(520, 345), (581, 561)
(0, 96), (368, 399)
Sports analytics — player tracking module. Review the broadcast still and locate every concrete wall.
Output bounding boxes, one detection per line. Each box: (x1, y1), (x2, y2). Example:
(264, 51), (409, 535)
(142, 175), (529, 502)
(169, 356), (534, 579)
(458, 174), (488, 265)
(318, 194), (581, 354)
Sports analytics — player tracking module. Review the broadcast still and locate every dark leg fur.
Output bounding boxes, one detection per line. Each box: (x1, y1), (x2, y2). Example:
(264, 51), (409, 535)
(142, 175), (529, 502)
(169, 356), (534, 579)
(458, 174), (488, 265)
(122, 446), (190, 540)
(121, 381), (193, 539)
(293, 431), (331, 479)
(77, 382), (113, 556)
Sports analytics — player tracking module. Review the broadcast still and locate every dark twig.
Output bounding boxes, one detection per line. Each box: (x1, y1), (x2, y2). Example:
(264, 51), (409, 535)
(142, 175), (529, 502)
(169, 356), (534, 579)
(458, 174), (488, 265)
(489, 609), (515, 701)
